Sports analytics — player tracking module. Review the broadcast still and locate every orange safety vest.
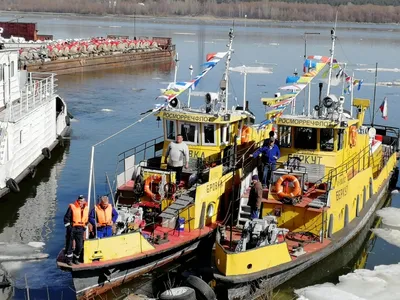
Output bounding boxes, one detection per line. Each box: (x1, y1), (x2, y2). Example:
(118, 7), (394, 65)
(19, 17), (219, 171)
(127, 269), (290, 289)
(70, 201), (89, 227)
(95, 204), (112, 226)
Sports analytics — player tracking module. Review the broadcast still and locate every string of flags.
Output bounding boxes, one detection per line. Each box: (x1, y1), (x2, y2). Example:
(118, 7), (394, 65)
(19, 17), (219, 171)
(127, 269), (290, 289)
(258, 55), (332, 129)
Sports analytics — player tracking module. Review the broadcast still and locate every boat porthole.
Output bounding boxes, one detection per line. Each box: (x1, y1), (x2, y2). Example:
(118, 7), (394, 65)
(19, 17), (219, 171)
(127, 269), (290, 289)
(247, 264), (252, 269)
(369, 178), (373, 198)
(344, 204), (349, 227)
(328, 214), (333, 238)
(363, 186), (367, 206)
(207, 202), (215, 218)
(356, 195), (360, 217)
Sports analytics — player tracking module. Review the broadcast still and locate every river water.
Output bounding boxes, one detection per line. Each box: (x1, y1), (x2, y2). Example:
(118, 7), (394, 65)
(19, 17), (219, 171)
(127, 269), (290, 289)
(0, 12), (399, 299)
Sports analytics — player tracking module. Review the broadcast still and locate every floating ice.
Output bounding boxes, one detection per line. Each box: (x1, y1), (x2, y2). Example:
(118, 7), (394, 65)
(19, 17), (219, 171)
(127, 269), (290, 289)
(376, 207), (400, 228)
(355, 67), (400, 73)
(27, 242), (45, 248)
(0, 242), (49, 262)
(173, 32), (196, 35)
(101, 108), (113, 112)
(296, 263), (400, 300)
(371, 228), (400, 248)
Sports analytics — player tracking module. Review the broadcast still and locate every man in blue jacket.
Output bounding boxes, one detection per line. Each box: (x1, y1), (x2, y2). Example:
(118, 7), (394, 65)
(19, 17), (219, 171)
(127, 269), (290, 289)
(89, 196), (119, 238)
(251, 139), (280, 187)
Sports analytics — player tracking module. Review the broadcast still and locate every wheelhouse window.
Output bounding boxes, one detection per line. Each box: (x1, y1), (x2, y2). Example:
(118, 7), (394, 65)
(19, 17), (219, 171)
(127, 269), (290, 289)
(320, 128), (334, 151)
(220, 125), (230, 144)
(337, 129), (344, 150)
(294, 127), (317, 150)
(11, 61), (14, 77)
(203, 123), (216, 145)
(278, 126), (292, 148)
(165, 120), (175, 140)
(180, 122), (198, 144)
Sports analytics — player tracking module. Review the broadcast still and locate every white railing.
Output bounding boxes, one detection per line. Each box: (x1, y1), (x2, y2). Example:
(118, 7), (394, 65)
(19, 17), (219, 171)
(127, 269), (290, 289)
(8, 72), (56, 122)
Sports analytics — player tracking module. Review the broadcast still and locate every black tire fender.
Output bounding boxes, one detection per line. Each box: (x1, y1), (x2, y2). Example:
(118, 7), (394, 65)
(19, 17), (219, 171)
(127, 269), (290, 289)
(42, 147), (51, 160)
(29, 166), (37, 179)
(184, 275), (217, 300)
(65, 115), (71, 126)
(6, 178), (20, 193)
(159, 286), (196, 300)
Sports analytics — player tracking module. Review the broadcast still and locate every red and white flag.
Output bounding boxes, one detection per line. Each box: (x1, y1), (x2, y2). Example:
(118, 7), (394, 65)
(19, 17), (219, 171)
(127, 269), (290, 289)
(379, 97), (388, 120)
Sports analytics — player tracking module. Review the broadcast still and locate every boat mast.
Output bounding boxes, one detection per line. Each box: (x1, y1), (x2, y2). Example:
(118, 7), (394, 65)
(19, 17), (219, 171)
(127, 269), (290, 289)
(326, 27), (337, 96)
(350, 70), (354, 117)
(187, 64), (193, 107)
(173, 52), (179, 84)
(371, 62), (378, 126)
(242, 65), (247, 111)
(223, 28), (234, 111)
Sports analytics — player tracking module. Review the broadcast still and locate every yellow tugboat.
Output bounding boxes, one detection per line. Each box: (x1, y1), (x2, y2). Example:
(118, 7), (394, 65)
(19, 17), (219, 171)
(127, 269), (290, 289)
(212, 28), (400, 300)
(56, 28), (274, 299)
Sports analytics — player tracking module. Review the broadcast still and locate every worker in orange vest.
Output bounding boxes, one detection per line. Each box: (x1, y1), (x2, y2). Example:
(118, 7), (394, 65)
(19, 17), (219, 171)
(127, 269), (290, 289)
(63, 195), (89, 266)
(89, 196), (118, 238)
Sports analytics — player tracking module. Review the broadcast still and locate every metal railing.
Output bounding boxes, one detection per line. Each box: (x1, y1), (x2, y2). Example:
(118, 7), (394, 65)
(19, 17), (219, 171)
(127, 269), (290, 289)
(305, 136), (398, 198)
(115, 135), (164, 183)
(8, 72), (55, 122)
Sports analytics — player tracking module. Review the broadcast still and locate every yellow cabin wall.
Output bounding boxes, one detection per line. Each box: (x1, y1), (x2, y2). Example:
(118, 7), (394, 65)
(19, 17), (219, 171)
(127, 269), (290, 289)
(373, 153), (397, 194)
(328, 168), (373, 235)
(261, 204), (324, 236)
(215, 242), (291, 276)
(83, 232), (154, 263)
(194, 166), (234, 229)
(178, 204), (196, 230)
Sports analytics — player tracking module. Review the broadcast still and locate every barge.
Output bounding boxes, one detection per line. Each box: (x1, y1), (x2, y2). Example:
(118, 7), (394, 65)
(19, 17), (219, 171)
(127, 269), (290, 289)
(0, 22), (175, 75)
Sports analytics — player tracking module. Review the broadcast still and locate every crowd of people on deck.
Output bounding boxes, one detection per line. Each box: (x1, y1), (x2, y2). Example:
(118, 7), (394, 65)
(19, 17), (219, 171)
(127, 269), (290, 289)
(248, 130), (281, 220)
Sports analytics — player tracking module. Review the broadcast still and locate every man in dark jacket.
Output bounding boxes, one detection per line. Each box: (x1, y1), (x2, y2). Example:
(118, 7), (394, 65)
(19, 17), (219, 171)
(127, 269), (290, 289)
(251, 139), (280, 187)
(248, 175), (263, 219)
(262, 130), (279, 148)
(64, 195), (89, 265)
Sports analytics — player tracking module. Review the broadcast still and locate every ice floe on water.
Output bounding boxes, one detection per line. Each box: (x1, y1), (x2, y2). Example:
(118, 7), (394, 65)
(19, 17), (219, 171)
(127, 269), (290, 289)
(296, 263), (400, 300)
(372, 228), (400, 248)
(101, 108), (113, 112)
(296, 206), (400, 300)
(376, 207), (400, 228)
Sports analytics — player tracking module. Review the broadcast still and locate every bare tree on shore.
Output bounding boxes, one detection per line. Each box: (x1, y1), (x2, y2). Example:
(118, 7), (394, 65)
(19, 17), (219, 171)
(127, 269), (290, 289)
(2, 0), (400, 23)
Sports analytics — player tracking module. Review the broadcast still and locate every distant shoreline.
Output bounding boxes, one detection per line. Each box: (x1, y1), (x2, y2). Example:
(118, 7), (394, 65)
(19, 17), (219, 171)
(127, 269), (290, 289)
(0, 10), (399, 30)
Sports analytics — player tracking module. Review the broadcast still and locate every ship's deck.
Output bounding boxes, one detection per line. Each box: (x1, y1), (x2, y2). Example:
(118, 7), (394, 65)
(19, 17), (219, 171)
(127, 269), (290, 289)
(56, 224), (215, 271)
(220, 227), (331, 261)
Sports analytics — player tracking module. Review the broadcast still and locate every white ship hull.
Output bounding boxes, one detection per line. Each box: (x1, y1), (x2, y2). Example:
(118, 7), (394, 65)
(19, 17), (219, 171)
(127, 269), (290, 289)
(0, 49), (70, 198)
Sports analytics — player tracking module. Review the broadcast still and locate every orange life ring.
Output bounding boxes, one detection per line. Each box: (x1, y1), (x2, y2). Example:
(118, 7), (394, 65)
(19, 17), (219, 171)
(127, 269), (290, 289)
(350, 126), (357, 147)
(275, 175), (301, 199)
(241, 125), (251, 144)
(144, 174), (162, 201)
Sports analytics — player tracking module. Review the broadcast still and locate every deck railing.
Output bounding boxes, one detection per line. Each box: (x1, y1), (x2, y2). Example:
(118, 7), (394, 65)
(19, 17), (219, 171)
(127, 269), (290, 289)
(8, 72), (56, 122)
